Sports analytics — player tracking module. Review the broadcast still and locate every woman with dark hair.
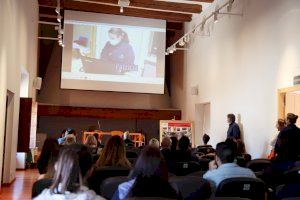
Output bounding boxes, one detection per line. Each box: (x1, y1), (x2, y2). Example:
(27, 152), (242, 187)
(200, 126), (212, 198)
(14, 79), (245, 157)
(170, 136), (178, 152)
(37, 138), (60, 177)
(95, 135), (131, 169)
(113, 146), (178, 200)
(100, 27), (135, 73)
(34, 149), (105, 199)
(173, 136), (197, 162)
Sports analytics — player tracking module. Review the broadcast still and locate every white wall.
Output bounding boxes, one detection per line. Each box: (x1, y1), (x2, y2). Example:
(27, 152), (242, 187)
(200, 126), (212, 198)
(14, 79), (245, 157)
(0, 0), (38, 183)
(171, 0), (300, 158)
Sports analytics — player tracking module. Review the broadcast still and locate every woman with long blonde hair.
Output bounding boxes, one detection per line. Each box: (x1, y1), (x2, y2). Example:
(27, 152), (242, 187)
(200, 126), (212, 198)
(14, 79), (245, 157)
(96, 135), (131, 169)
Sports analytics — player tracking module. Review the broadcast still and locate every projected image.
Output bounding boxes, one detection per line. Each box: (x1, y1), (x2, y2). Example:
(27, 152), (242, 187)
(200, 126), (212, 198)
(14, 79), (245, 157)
(70, 25), (163, 77)
(61, 11), (166, 94)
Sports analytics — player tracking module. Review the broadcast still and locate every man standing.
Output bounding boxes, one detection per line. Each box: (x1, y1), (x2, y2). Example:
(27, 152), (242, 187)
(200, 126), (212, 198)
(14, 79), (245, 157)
(227, 114), (241, 139)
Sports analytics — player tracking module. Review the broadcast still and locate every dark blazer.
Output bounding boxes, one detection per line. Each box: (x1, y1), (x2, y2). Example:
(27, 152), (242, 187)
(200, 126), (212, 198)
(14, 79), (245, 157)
(227, 122), (241, 139)
(275, 124), (300, 162)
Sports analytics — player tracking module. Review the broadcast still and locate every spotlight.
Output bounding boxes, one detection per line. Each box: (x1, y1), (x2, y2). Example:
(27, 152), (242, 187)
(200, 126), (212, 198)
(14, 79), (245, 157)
(59, 29), (64, 34)
(227, 0), (234, 12)
(58, 34), (62, 39)
(120, 6), (124, 13)
(184, 35), (190, 43)
(165, 52), (169, 56)
(54, 26), (59, 31)
(179, 39), (185, 46)
(55, 7), (60, 14)
(57, 15), (62, 23)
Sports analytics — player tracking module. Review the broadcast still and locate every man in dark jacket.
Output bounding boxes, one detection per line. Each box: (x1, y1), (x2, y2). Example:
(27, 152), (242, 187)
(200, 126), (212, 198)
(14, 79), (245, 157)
(227, 114), (241, 139)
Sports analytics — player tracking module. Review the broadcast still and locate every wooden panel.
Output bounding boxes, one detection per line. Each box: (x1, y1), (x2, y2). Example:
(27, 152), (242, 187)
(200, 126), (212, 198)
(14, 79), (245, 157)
(38, 104), (181, 120)
(63, 0), (192, 22)
(17, 98), (32, 152)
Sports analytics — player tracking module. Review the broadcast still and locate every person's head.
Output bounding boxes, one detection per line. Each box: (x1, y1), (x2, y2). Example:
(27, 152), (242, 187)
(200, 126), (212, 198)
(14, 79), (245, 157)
(170, 136), (178, 152)
(149, 138), (160, 148)
(38, 138), (60, 175)
(178, 136), (190, 152)
(215, 142), (236, 166)
(276, 119), (286, 131)
(123, 131), (130, 140)
(286, 113), (298, 125)
(224, 138), (237, 156)
(84, 135), (97, 147)
(130, 146), (168, 180)
(108, 28), (129, 45)
(161, 137), (171, 150)
(227, 114), (236, 124)
(96, 135), (131, 168)
(50, 149), (82, 194)
(203, 134), (210, 145)
(78, 150), (94, 183)
(236, 139), (246, 155)
(93, 133), (99, 140)
(63, 134), (76, 145)
(61, 129), (66, 138)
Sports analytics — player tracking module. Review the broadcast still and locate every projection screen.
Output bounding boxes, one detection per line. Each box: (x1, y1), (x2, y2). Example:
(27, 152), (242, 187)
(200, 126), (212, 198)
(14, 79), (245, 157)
(61, 10), (166, 94)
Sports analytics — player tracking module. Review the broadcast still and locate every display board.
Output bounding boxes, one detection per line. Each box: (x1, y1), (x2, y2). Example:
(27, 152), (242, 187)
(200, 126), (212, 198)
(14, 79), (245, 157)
(159, 120), (194, 147)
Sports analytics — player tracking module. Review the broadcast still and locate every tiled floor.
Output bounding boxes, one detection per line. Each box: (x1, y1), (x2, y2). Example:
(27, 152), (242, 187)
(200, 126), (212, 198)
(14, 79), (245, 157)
(0, 169), (39, 200)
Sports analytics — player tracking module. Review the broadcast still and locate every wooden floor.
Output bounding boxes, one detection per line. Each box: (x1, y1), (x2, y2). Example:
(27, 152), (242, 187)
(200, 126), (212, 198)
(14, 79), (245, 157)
(0, 169), (39, 200)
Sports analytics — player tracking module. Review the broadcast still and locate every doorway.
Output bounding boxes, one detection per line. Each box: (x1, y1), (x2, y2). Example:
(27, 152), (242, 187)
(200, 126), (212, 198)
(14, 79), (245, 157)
(195, 103), (211, 146)
(278, 85), (300, 125)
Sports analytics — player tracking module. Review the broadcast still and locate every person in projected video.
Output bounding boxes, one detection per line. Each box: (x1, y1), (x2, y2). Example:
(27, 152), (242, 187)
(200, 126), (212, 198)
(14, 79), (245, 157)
(100, 28), (136, 73)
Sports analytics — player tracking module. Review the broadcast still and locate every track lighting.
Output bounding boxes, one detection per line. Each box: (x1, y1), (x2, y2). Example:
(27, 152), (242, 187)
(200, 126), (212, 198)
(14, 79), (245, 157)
(55, 7), (60, 14)
(59, 29), (64, 34)
(184, 35), (190, 43)
(120, 6), (124, 13)
(165, 52), (169, 56)
(165, 0), (241, 56)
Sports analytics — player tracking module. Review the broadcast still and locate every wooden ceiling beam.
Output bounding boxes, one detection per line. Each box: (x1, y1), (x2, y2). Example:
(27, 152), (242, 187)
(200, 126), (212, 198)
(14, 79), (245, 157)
(73, 0), (202, 14)
(63, 0), (192, 22)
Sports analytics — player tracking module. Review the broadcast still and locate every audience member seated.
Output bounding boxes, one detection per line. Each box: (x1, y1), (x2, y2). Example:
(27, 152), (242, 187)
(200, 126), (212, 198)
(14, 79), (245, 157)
(161, 137), (172, 167)
(62, 133), (77, 146)
(173, 136), (197, 163)
(124, 131), (135, 147)
(93, 133), (101, 147)
(275, 113), (300, 164)
(57, 129), (66, 145)
(32, 146), (94, 198)
(202, 134), (212, 147)
(85, 135), (98, 148)
(113, 146), (179, 200)
(170, 134), (178, 152)
(95, 135), (131, 169)
(236, 139), (251, 166)
(37, 138), (60, 178)
(149, 138), (160, 148)
(33, 148), (105, 200)
(268, 119), (286, 160)
(203, 142), (256, 190)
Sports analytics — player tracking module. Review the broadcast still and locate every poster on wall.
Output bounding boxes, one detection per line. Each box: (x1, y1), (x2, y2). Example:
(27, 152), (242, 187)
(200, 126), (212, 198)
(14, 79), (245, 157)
(159, 120), (195, 147)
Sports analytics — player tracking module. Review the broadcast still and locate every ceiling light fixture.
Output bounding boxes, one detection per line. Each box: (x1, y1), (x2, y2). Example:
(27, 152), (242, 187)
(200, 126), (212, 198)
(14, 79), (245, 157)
(57, 15), (62, 23)
(179, 39), (185, 47)
(118, 0), (130, 14)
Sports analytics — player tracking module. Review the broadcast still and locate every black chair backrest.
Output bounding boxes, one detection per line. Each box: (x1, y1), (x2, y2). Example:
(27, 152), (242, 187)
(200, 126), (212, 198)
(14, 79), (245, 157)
(126, 151), (139, 158)
(88, 166), (130, 194)
(247, 159), (272, 172)
(100, 176), (129, 199)
(32, 178), (53, 198)
(169, 176), (211, 200)
(283, 167), (300, 184)
(276, 183), (300, 200)
(170, 161), (203, 176)
(197, 146), (215, 154)
(215, 177), (266, 200)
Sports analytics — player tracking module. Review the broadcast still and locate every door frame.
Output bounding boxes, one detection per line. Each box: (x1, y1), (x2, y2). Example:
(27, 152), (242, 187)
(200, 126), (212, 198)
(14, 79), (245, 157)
(278, 85), (300, 119)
